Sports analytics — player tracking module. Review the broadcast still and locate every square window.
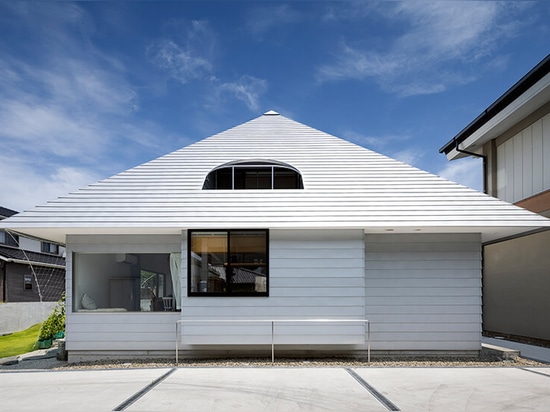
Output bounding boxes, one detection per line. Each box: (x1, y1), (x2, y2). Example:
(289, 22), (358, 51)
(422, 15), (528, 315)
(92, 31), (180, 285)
(188, 230), (268, 296)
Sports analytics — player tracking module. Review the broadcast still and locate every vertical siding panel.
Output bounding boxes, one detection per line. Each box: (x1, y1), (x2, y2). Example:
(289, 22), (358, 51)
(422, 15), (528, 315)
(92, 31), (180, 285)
(504, 139), (515, 202)
(522, 127), (533, 199)
(513, 133), (523, 202)
(497, 142), (506, 199)
(532, 118), (544, 194)
(543, 113), (550, 190)
(365, 233), (482, 351)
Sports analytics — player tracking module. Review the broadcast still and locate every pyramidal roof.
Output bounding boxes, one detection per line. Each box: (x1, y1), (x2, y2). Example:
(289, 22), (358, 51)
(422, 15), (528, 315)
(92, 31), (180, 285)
(2, 111), (549, 243)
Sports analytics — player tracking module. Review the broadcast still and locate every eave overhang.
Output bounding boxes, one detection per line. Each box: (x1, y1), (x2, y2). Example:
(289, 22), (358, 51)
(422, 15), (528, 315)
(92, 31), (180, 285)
(440, 54), (550, 160)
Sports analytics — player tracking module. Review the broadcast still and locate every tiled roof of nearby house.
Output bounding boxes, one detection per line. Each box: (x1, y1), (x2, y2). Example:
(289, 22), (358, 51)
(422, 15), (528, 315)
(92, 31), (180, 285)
(1, 111), (549, 243)
(0, 245), (65, 268)
(440, 53), (550, 159)
(0, 207), (17, 219)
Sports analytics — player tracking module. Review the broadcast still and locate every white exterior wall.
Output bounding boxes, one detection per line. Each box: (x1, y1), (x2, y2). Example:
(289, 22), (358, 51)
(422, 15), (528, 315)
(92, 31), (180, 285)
(497, 112), (550, 202)
(66, 235), (181, 353)
(65, 231), (483, 356)
(180, 229), (366, 346)
(365, 233), (482, 351)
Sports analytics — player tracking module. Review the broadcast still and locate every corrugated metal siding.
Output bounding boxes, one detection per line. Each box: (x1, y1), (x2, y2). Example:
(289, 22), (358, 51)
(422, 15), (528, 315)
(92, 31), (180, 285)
(3, 113), (549, 245)
(180, 229), (366, 345)
(497, 112), (550, 202)
(365, 233), (482, 351)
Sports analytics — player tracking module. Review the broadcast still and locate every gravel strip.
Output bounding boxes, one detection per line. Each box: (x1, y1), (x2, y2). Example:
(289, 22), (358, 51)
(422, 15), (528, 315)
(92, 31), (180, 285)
(54, 354), (547, 371)
(1, 348), (547, 371)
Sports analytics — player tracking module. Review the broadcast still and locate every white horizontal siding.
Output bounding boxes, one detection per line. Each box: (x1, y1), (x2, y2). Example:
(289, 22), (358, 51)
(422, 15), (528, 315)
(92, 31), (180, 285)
(180, 229), (365, 345)
(497, 112), (550, 202)
(365, 233), (482, 351)
(66, 313), (180, 351)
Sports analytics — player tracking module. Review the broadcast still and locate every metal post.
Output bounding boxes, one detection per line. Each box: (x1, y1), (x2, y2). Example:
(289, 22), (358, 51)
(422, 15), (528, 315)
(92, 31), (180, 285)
(271, 320), (275, 364)
(175, 321), (179, 366)
(367, 321), (371, 363)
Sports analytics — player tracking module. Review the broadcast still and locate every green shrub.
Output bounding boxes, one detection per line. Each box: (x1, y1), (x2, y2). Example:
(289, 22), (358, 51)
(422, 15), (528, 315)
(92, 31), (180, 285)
(39, 293), (66, 341)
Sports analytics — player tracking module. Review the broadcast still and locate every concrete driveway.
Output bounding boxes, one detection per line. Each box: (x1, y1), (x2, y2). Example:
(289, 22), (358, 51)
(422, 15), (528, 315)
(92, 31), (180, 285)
(1, 366), (549, 411)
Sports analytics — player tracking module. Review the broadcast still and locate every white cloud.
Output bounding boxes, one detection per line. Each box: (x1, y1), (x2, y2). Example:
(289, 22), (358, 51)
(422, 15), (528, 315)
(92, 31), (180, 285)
(218, 76), (268, 111)
(0, 4), (186, 211)
(245, 4), (300, 36)
(437, 157), (483, 191)
(148, 39), (212, 84)
(0, 154), (100, 212)
(317, 2), (523, 96)
(391, 148), (425, 168)
(148, 20), (215, 84)
(342, 129), (411, 151)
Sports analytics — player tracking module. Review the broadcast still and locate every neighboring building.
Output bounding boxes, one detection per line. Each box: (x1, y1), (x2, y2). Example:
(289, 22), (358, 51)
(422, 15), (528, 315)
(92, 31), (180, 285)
(440, 54), (550, 343)
(1, 206), (65, 303)
(1, 111), (549, 362)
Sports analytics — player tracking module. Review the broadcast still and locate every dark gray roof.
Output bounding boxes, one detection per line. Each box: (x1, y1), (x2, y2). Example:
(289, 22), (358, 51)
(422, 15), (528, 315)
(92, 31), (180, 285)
(0, 245), (65, 267)
(0, 207), (17, 220)
(440, 53), (550, 155)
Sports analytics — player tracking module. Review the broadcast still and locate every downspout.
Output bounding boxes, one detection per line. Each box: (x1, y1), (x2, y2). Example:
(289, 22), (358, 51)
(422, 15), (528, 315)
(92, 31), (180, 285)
(454, 139), (488, 194)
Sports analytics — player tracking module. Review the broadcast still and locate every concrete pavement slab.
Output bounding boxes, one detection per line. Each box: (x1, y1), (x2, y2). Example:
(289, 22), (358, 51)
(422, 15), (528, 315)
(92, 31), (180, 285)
(2, 366), (550, 411)
(127, 367), (387, 412)
(354, 367), (550, 411)
(0, 368), (172, 412)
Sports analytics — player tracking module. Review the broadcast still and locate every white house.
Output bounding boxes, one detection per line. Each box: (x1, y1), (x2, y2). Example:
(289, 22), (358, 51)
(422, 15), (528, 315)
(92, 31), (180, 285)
(440, 53), (550, 343)
(2, 110), (549, 362)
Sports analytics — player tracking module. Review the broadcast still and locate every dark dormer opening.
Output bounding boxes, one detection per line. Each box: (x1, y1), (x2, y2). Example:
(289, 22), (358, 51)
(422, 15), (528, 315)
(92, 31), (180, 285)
(203, 161), (304, 190)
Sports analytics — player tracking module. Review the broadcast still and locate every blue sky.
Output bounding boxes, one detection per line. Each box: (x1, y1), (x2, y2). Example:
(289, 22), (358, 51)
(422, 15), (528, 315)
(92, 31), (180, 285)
(0, 1), (549, 212)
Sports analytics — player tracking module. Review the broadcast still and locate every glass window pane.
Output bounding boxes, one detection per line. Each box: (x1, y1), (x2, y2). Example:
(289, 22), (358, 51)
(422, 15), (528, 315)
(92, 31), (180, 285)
(228, 231), (267, 294)
(190, 232), (228, 293)
(215, 168), (233, 189)
(274, 167), (303, 189)
(234, 167), (272, 189)
(73, 253), (174, 312)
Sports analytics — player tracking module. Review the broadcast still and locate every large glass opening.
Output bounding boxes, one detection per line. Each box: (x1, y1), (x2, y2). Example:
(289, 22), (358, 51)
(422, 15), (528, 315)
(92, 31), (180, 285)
(189, 230), (268, 296)
(73, 253), (180, 312)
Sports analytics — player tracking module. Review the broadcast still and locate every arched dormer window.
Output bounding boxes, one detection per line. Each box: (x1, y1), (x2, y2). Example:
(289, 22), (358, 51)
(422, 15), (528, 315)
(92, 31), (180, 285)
(203, 160), (304, 190)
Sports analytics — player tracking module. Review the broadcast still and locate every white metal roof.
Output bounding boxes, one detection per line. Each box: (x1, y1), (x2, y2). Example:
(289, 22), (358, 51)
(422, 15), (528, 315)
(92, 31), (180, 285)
(2, 111), (550, 244)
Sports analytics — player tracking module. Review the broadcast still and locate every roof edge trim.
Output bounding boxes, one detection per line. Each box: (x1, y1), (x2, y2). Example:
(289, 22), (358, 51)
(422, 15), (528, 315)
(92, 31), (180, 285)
(440, 53), (550, 155)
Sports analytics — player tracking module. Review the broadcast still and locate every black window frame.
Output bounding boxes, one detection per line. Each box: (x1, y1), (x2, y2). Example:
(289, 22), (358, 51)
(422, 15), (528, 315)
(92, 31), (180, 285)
(188, 229), (269, 297)
(203, 161), (303, 190)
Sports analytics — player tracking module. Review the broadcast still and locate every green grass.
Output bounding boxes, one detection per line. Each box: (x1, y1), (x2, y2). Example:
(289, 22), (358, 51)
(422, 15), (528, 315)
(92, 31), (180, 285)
(0, 323), (41, 358)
